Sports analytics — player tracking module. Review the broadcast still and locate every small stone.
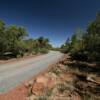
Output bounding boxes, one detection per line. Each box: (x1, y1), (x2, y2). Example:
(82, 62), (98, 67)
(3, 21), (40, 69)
(36, 76), (48, 86)
(24, 80), (34, 88)
(87, 76), (95, 82)
(24, 82), (30, 88)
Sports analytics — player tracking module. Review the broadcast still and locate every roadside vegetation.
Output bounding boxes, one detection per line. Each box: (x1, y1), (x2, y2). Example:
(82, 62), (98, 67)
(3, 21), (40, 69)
(25, 12), (100, 100)
(26, 55), (100, 100)
(0, 20), (52, 59)
(61, 12), (100, 64)
(59, 12), (100, 99)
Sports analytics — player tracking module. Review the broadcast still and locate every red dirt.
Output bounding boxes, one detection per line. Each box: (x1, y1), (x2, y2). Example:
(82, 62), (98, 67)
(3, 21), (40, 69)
(0, 84), (27, 100)
(0, 66), (55, 100)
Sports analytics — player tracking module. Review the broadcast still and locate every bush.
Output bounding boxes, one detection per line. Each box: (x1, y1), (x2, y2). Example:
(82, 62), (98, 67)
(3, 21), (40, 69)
(88, 52), (100, 62)
(39, 48), (49, 54)
(57, 83), (67, 93)
(61, 48), (69, 53)
(37, 95), (48, 100)
(70, 49), (88, 61)
(50, 66), (62, 75)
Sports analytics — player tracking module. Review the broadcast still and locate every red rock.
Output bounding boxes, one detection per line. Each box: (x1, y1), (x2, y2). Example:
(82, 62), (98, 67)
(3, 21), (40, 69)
(36, 76), (48, 86)
(32, 82), (45, 95)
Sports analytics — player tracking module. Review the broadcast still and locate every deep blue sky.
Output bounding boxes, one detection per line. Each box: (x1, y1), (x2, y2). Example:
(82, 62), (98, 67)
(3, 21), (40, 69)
(0, 0), (100, 47)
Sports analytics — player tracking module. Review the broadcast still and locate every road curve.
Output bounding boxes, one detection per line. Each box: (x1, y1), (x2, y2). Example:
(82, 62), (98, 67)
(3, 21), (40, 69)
(0, 51), (63, 93)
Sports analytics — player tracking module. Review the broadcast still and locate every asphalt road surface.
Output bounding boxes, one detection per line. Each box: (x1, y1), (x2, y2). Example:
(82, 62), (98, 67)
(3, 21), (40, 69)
(0, 51), (63, 93)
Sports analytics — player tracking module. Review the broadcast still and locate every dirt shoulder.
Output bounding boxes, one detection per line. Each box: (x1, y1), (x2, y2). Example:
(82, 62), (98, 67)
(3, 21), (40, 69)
(0, 54), (41, 65)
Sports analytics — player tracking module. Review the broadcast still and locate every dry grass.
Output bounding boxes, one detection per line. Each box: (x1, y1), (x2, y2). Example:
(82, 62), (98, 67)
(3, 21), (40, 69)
(27, 56), (100, 100)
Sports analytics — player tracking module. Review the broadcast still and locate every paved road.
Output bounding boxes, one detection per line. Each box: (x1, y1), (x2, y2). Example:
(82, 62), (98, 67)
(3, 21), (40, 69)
(0, 51), (63, 93)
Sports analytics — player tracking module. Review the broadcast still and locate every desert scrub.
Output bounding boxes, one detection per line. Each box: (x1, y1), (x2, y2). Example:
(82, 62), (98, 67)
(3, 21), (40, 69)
(36, 95), (48, 100)
(27, 87), (33, 97)
(81, 91), (100, 100)
(46, 88), (53, 97)
(39, 48), (49, 54)
(75, 80), (100, 100)
(82, 94), (93, 100)
(49, 66), (62, 75)
(81, 93), (100, 100)
(57, 83), (67, 93)
(65, 81), (75, 91)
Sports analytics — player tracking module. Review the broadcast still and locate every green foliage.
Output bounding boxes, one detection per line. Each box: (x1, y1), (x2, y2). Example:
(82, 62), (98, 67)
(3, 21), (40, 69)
(0, 20), (27, 57)
(32, 37), (51, 54)
(60, 38), (71, 53)
(62, 12), (100, 62)
(57, 83), (67, 93)
(36, 95), (48, 100)
(24, 39), (34, 53)
(0, 20), (6, 55)
(50, 66), (62, 75)
(70, 50), (88, 61)
(46, 88), (53, 97)
(0, 20), (51, 58)
(39, 48), (49, 54)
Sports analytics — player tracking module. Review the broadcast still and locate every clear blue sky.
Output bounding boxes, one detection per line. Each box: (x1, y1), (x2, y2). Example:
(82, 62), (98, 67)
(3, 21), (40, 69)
(0, 0), (100, 47)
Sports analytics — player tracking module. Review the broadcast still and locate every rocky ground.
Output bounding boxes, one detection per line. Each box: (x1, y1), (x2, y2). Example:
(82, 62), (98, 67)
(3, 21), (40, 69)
(0, 55), (100, 100)
(25, 55), (100, 100)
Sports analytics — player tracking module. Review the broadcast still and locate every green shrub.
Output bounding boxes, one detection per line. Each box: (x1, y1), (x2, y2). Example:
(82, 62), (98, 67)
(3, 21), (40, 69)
(46, 88), (53, 97)
(36, 95), (48, 100)
(70, 49), (88, 61)
(57, 83), (67, 93)
(39, 48), (49, 54)
(50, 66), (62, 75)
(88, 52), (100, 62)
(27, 87), (33, 97)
